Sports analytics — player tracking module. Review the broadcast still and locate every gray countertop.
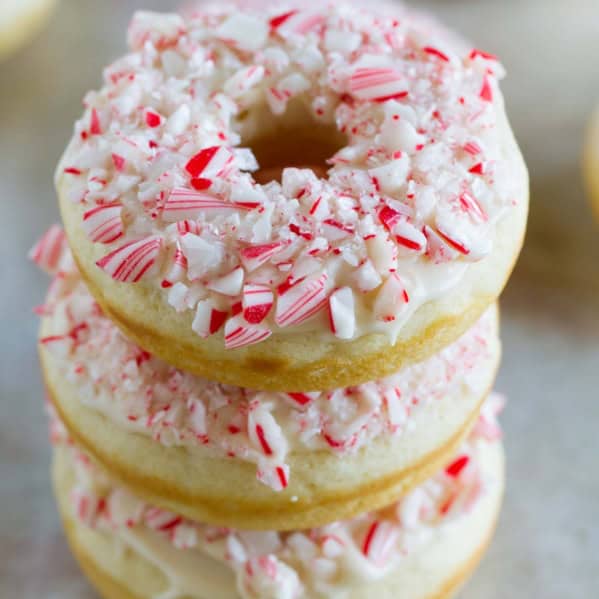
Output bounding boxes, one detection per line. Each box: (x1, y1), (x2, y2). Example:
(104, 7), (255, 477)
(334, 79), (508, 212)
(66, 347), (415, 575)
(1, 1), (598, 597)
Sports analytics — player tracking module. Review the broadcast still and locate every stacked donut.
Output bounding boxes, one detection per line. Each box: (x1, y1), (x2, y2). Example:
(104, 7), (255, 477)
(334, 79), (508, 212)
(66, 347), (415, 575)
(32, 2), (528, 598)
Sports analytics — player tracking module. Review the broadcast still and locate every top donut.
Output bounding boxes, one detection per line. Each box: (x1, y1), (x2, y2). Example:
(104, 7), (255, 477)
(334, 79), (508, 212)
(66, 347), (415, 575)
(56, 1), (528, 391)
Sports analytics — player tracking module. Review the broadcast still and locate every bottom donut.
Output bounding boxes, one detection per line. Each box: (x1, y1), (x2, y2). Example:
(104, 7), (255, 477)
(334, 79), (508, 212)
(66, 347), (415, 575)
(50, 396), (505, 599)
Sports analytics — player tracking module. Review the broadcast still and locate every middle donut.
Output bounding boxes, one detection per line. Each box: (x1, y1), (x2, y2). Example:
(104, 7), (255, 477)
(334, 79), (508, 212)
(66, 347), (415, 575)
(39, 247), (500, 531)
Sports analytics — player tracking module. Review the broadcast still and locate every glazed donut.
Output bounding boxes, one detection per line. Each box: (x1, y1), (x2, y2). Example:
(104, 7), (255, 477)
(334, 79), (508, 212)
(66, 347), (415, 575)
(38, 240), (500, 529)
(52, 403), (504, 599)
(55, 2), (528, 391)
(0, 0), (57, 60)
(584, 107), (599, 219)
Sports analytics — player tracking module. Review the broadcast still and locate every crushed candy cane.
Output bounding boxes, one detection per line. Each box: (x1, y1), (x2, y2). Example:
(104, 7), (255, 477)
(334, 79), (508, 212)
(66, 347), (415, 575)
(37, 240), (497, 492)
(51, 395), (503, 599)
(55, 0), (519, 348)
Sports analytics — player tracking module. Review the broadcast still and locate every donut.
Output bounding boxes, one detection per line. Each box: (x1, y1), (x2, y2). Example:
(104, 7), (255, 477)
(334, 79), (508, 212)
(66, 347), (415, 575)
(584, 107), (599, 219)
(0, 0), (57, 60)
(37, 238), (500, 529)
(55, 2), (528, 391)
(51, 401), (504, 599)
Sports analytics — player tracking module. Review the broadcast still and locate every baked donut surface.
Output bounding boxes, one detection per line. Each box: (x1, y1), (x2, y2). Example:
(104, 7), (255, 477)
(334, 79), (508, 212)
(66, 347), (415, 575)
(52, 410), (504, 599)
(39, 246), (501, 529)
(55, 2), (528, 390)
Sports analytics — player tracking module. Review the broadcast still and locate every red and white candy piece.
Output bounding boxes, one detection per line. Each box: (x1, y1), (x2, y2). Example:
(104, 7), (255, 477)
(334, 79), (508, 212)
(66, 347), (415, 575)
(275, 273), (328, 327)
(378, 205), (426, 252)
(349, 68), (407, 102)
(82, 202), (124, 244)
(322, 218), (354, 241)
(174, 219), (202, 236)
(71, 489), (103, 527)
(224, 65), (265, 98)
(192, 299), (228, 338)
(106, 488), (144, 528)
(39, 334), (75, 358)
(248, 404), (286, 459)
(224, 314), (272, 349)
(240, 241), (289, 272)
(145, 109), (163, 128)
(269, 9), (324, 37)
(422, 225), (459, 264)
(479, 76), (494, 102)
(257, 463), (289, 491)
(242, 283), (274, 324)
(392, 219), (427, 253)
(384, 388), (408, 430)
(327, 287), (355, 339)
(144, 507), (182, 532)
(163, 187), (238, 221)
(445, 455), (470, 478)
(185, 146), (234, 180)
(459, 192), (488, 223)
(374, 273), (409, 322)
(161, 245), (187, 288)
(361, 520), (399, 567)
(28, 225), (66, 274)
(435, 224), (471, 256)
(96, 236), (163, 283)
(285, 391), (319, 407)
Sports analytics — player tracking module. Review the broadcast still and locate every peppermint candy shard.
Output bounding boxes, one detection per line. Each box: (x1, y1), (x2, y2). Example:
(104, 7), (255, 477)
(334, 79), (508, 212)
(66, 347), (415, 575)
(275, 273), (328, 327)
(224, 315), (272, 349)
(286, 392), (319, 407)
(445, 455), (470, 478)
(163, 188), (239, 221)
(185, 146), (234, 180)
(29, 225), (66, 274)
(328, 287), (355, 339)
(374, 273), (409, 322)
(161, 246), (187, 288)
(349, 68), (408, 102)
(361, 520), (399, 566)
(422, 225), (459, 263)
(240, 241), (289, 272)
(242, 283), (274, 324)
(82, 202), (124, 244)
(192, 299), (228, 337)
(96, 236), (163, 283)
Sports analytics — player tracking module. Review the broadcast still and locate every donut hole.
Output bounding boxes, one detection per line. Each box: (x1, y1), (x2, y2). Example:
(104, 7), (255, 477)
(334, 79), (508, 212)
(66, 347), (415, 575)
(238, 99), (347, 184)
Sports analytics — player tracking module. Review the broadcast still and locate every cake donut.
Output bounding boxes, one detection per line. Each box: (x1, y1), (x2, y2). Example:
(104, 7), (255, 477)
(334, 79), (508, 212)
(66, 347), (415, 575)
(51, 398), (504, 599)
(584, 107), (599, 219)
(55, 1), (528, 391)
(0, 0), (57, 60)
(36, 234), (500, 529)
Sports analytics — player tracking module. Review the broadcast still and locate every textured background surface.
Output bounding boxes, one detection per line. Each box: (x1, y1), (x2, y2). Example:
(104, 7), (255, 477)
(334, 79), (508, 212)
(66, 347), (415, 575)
(1, 1), (598, 597)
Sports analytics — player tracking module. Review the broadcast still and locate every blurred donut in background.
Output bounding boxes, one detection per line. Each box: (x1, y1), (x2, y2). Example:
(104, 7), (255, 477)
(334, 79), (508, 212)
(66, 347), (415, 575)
(584, 107), (599, 220)
(0, 0), (57, 60)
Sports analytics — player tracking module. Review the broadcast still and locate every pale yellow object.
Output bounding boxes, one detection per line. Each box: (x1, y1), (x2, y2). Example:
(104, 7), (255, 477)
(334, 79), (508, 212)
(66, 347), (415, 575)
(57, 107), (527, 392)
(583, 108), (599, 219)
(41, 306), (499, 530)
(0, 0), (57, 59)
(52, 441), (505, 599)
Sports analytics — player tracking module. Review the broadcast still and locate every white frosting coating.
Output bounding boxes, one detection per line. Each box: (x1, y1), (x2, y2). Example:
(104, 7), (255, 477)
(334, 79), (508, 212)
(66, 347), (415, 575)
(55, 0), (520, 348)
(40, 242), (497, 491)
(53, 394), (504, 599)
